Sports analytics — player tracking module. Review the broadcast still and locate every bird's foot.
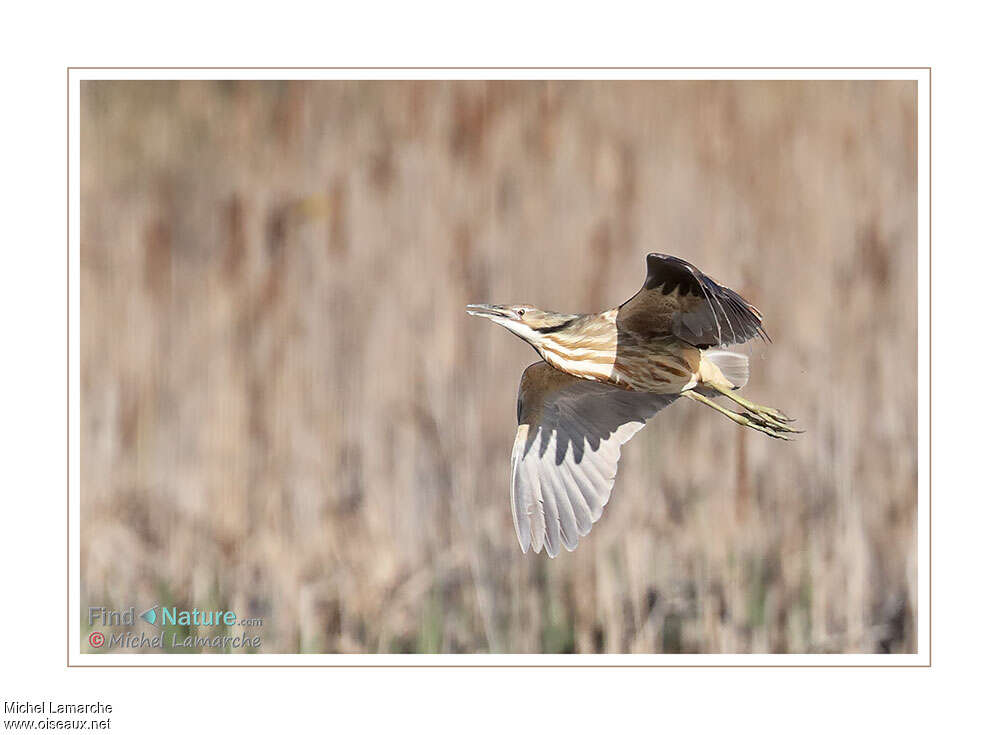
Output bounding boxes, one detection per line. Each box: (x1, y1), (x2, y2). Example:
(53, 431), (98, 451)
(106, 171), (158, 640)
(734, 403), (801, 435)
(741, 410), (800, 438)
(708, 384), (801, 433)
(684, 390), (799, 441)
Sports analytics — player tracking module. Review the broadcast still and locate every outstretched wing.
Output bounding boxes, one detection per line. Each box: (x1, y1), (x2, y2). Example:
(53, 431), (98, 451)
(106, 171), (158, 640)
(616, 253), (769, 347)
(511, 361), (677, 557)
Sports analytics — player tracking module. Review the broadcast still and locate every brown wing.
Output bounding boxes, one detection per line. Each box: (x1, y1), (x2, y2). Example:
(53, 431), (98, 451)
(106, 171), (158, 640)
(511, 362), (677, 557)
(616, 254), (769, 347)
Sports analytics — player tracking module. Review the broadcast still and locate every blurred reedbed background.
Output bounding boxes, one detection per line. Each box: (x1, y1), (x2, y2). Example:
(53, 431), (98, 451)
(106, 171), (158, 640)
(81, 80), (917, 653)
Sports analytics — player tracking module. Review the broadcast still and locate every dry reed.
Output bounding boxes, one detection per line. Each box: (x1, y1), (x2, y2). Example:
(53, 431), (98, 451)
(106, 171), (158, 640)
(81, 80), (916, 653)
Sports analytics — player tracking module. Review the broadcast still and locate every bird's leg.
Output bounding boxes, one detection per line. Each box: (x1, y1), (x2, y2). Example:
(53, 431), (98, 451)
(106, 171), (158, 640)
(705, 382), (800, 430)
(683, 390), (795, 441)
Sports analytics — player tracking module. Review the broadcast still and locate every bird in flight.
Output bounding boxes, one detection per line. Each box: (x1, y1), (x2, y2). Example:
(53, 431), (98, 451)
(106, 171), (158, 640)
(467, 253), (799, 557)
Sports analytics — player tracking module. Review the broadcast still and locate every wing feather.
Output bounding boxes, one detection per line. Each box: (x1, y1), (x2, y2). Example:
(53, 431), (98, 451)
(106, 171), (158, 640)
(510, 425), (544, 553)
(538, 462), (562, 556)
(616, 253), (769, 347)
(510, 361), (677, 557)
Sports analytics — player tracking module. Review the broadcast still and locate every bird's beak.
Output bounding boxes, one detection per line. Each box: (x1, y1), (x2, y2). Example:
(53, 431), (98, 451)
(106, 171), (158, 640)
(466, 304), (517, 321)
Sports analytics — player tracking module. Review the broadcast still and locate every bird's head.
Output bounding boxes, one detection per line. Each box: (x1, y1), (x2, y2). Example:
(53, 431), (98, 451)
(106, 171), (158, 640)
(465, 304), (577, 347)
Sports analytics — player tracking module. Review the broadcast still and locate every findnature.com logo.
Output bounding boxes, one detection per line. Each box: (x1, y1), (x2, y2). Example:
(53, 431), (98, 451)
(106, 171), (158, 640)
(86, 605), (264, 651)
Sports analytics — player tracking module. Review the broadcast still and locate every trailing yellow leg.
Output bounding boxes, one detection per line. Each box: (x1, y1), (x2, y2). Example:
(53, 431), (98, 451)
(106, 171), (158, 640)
(705, 381), (800, 429)
(683, 390), (798, 441)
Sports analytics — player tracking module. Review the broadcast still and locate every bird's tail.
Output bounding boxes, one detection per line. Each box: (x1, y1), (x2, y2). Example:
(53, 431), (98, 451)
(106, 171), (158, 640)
(704, 349), (749, 389)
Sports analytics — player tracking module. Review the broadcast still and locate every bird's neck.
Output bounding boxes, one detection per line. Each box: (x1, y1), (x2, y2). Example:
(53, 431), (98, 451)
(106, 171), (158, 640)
(533, 311), (619, 381)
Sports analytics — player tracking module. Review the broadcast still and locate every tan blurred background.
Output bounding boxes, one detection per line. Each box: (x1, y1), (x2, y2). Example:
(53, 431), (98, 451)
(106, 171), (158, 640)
(81, 80), (916, 654)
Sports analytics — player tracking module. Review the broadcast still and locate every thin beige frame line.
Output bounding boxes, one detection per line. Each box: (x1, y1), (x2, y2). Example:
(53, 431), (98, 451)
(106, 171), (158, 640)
(69, 66), (930, 69)
(68, 663), (925, 668)
(927, 66), (932, 668)
(67, 65), (72, 671)
(68, 68), (931, 668)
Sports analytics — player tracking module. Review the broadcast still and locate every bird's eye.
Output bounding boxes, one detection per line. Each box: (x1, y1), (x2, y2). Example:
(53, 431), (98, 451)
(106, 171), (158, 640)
(516, 308), (526, 317)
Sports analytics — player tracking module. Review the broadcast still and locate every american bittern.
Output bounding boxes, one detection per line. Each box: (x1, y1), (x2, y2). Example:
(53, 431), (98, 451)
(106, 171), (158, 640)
(467, 253), (799, 557)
